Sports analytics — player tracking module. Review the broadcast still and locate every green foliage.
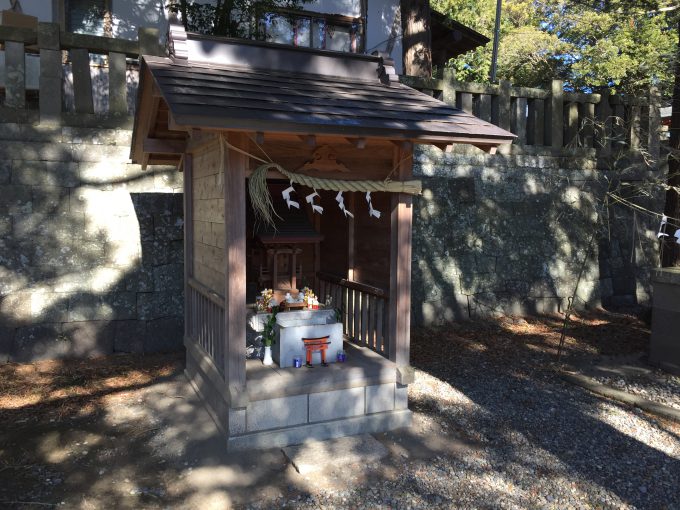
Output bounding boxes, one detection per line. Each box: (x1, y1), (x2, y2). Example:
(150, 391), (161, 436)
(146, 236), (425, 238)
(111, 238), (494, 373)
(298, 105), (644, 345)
(432, 0), (678, 96)
(262, 306), (279, 347)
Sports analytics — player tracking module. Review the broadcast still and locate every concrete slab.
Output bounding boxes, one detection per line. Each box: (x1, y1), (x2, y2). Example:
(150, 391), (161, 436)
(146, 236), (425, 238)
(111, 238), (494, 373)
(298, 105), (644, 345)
(282, 434), (388, 475)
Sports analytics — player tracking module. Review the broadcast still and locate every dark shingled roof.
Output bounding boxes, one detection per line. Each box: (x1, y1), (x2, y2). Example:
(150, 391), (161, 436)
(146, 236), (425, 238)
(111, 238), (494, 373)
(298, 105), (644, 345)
(142, 55), (515, 145)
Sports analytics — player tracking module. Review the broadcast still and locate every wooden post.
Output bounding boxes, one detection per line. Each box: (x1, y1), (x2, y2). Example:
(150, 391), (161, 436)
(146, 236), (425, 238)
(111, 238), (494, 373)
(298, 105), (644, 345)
(223, 132), (248, 407)
(71, 48), (94, 114)
(5, 40), (26, 109)
(347, 192), (355, 280)
(548, 79), (564, 149)
(388, 144), (413, 380)
(183, 154), (194, 341)
(108, 52), (128, 115)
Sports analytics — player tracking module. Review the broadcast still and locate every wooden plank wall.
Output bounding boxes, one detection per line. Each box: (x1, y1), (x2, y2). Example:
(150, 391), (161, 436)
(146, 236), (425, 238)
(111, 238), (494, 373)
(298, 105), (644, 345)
(260, 137), (394, 285)
(192, 143), (225, 294)
(353, 191), (391, 288)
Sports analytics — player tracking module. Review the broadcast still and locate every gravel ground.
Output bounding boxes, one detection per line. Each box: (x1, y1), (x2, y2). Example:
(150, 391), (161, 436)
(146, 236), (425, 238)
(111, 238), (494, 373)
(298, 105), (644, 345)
(2, 312), (679, 510)
(253, 313), (680, 510)
(591, 370), (680, 411)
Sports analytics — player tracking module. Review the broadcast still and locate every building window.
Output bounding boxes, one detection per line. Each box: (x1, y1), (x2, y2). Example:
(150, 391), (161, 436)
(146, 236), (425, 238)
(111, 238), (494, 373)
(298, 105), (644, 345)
(259, 10), (363, 54)
(65, 0), (112, 37)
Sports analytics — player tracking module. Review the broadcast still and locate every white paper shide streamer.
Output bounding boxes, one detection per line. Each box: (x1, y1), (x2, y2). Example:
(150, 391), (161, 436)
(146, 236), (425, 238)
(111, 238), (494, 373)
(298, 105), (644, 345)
(335, 191), (353, 218)
(282, 185), (299, 209)
(365, 192), (381, 219)
(306, 189), (323, 214)
(657, 214), (669, 238)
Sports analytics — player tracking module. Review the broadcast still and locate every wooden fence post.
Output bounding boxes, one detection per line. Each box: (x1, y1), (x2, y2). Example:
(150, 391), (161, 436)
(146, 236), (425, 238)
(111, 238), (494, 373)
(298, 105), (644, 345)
(548, 79), (564, 149)
(38, 22), (62, 124)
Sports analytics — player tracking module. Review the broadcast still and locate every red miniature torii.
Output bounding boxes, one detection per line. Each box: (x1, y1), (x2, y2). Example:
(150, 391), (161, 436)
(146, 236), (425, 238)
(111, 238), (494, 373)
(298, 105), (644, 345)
(302, 336), (331, 367)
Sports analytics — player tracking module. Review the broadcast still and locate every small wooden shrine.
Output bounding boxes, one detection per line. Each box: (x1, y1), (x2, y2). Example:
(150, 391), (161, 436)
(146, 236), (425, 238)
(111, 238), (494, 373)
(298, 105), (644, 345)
(131, 20), (514, 449)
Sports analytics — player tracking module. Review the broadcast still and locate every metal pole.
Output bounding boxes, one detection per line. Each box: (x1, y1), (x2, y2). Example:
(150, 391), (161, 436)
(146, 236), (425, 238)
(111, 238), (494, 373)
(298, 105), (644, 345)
(490, 0), (502, 83)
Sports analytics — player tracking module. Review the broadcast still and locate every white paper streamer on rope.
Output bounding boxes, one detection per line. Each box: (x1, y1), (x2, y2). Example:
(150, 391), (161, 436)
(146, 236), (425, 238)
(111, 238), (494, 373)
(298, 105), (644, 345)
(282, 185), (300, 209)
(306, 190), (323, 214)
(365, 192), (381, 219)
(335, 191), (354, 218)
(657, 214), (669, 238)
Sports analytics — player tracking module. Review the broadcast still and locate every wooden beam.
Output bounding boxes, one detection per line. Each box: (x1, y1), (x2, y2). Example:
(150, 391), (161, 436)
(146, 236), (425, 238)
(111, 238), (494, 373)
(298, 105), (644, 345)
(433, 143), (454, 153)
(473, 144), (498, 154)
(186, 130), (218, 155)
(388, 143), (413, 377)
(143, 137), (187, 154)
(300, 134), (316, 147)
(223, 132), (248, 407)
(391, 140), (413, 152)
(346, 137), (367, 149)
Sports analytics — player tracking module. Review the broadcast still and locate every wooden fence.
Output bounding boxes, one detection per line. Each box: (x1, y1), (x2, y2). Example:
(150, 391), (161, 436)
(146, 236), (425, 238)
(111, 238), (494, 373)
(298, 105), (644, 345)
(0, 22), (161, 123)
(187, 277), (225, 375)
(401, 73), (661, 156)
(317, 272), (389, 357)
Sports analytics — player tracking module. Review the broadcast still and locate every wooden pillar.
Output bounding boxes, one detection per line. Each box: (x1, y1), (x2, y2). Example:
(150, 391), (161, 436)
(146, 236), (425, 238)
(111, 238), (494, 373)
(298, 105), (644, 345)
(223, 133), (248, 407)
(388, 144), (414, 384)
(291, 245), (297, 290)
(347, 192), (355, 280)
(183, 154), (194, 341)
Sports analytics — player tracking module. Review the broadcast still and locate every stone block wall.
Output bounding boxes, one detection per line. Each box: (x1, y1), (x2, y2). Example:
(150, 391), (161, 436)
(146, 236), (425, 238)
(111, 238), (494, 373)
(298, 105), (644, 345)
(411, 145), (663, 324)
(0, 123), (184, 362)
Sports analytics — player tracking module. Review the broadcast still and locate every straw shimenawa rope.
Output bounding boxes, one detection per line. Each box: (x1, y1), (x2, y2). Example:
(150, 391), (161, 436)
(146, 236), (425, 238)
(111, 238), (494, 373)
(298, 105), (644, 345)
(220, 135), (423, 227)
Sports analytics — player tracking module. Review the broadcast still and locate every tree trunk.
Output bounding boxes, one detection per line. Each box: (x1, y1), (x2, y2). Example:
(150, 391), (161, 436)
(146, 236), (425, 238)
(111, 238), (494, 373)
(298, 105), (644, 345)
(400, 0), (432, 78)
(661, 18), (680, 267)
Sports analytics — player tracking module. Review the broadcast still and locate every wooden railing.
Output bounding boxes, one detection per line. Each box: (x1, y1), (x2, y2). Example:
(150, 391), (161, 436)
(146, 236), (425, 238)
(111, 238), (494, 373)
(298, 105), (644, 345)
(187, 277), (225, 375)
(317, 272), (389, 358)
(401, 73), (661, 157)
(0, 22), (162, 122)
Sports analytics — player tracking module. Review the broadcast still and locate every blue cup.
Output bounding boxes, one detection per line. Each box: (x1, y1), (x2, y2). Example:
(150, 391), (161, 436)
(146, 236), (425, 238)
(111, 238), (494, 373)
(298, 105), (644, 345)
(293, 355), (302, 368)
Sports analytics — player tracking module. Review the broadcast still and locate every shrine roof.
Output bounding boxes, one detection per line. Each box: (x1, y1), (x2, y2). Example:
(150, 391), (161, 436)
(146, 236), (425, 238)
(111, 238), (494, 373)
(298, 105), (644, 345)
(130, 29), (515, 166)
